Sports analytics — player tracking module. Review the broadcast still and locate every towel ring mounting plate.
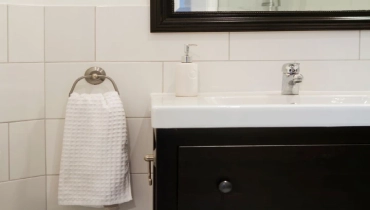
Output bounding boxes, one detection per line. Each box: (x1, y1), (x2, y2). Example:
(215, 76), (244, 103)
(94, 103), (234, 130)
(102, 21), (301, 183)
(68, 67), (120, 96)
(85, 67), (106, 85)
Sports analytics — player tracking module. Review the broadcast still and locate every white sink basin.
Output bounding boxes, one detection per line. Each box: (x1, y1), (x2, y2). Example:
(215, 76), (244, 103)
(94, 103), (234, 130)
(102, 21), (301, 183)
(204, 95), (370, 105)
(151, 92), (370, 128)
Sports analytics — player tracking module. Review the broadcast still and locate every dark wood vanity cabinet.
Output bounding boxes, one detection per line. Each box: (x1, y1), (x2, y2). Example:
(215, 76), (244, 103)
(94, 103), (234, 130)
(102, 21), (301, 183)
(153, 127), (370, 210)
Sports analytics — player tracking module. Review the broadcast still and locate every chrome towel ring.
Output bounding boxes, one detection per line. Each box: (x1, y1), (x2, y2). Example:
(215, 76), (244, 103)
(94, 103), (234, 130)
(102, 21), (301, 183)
(68, 67), (120, 96)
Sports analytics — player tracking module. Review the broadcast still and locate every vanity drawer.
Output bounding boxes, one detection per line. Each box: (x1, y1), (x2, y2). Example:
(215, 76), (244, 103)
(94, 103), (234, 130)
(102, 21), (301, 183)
(178, 145), (370, 210)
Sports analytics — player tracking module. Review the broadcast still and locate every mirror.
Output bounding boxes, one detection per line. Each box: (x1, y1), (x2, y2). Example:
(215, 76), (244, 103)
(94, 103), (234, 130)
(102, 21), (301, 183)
(151, 0), (370, 32)
(174, 0), (370, 12)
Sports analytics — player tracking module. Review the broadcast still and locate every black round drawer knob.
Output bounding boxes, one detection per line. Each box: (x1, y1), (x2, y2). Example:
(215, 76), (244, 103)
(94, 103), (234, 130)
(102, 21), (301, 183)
(218, 180), (232, 193)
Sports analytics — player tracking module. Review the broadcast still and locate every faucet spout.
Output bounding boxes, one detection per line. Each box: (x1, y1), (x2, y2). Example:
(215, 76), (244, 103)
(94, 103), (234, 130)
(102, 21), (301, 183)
(292, 74), (303, 84)
(282, 63), (303, 95)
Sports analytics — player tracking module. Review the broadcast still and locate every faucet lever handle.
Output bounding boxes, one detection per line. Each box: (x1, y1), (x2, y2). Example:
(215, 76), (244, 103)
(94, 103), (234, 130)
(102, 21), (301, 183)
(283, 63), (300, 74)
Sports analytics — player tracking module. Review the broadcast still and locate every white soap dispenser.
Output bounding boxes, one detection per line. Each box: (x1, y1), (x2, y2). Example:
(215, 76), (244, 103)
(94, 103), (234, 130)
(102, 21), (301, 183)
(176, 44), (198, 97)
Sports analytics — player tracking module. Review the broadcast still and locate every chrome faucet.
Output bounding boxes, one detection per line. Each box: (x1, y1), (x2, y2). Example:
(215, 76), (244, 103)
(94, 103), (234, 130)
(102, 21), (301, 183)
(261, 0), (280, 11)
(281, 63), (303, 95)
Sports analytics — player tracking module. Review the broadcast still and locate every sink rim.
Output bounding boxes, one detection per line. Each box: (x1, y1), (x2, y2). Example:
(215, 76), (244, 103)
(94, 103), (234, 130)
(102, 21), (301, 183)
(152, 91), (370, 107)
(151, 91), (370, 128)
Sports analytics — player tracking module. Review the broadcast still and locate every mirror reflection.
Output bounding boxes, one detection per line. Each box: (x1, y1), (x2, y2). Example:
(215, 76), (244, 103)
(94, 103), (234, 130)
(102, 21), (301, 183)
(174, 0), (370, 12)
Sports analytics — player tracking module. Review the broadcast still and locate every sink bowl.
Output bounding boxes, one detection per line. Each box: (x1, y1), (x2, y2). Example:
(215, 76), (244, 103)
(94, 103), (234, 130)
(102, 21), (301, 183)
(203, 94), (370, 105)
(151, 92), (370, 128)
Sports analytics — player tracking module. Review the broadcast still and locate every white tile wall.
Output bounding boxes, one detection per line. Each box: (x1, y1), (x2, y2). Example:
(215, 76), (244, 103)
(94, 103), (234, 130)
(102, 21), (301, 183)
(0, 5), (6, 62)
(127, 118), (153, 174)
(0, 176), (46, 210)
(164, 61), (288, 93)
(96, 6), (229, 61)
(45, 6), (95, 62)
(9, 120), (45, 180)
(0, 0), (150, 6)
(46, 119), (64, 175)
(8, 5), (44, 62)
(360, 30), (370, 60)
(298, 61), (370, 91)
(0, 123), (8, 182)
(0, 63), (44, 123)
(230, 31), (360, 60)
(45, 62), (162, 118)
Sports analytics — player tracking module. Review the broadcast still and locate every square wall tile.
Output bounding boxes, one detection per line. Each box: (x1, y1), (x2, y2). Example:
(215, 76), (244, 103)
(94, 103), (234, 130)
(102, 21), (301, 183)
(298, 61), (370, 91)
(0, 123), (8, 182)
(230, 31), (360, 60)
(9, 120), (45, 180)
(9, 5), (44, 62)
(127, 118), (153, 174)
(47, 175), (152, 210)
(46, 119), (64, 175)
(164, 61), (288, 93)
(45, 6), (95, 62)
(45, 62), (162, 118)
(0, 63), (44, 123)
(0, 5), (7, 62)
(0, 176), (46, 210)
(96, 6), (229, 61)
(360, 30), (370, 59)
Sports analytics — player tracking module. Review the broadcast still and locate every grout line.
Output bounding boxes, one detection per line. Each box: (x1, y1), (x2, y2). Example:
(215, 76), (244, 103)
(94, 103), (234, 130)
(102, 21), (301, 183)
(7, 123), (10, 181)
(162, 62), (164, 93)
(2, 59), (370, 64)
(6, 175), (46, 183)
(45, 118), (65, 120)
(0, 173), (146, 184)
(45, 61), (169, 63)
(43, 6), (46, 62)
(43, 117), (151, 120)
(359, 30), (362, 60)
(46, 173), (148, 176)
(94, 6), (97, 61)
(0, 61), (44, 64)
(6, 5), (9, 62)
(44, 88), (47, 210)
(42, 59), (370, 62)
(0, 117), (152, 123)
(228, 32), (230, 60)
(119, 117), (151, 119)
(2, 118), (45, 124)
(43, 6), (47, 207)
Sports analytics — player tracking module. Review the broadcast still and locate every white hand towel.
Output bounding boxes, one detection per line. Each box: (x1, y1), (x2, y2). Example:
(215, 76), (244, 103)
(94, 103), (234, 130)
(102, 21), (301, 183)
(58, 91), (132, 208)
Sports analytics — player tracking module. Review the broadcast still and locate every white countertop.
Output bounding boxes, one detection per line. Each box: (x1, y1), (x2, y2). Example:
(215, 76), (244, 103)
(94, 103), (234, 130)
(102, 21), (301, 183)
(151, 92), (370, 128)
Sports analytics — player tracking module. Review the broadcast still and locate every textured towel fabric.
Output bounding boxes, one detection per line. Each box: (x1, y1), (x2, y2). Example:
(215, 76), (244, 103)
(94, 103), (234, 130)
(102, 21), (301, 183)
(58, 91), (132, 208)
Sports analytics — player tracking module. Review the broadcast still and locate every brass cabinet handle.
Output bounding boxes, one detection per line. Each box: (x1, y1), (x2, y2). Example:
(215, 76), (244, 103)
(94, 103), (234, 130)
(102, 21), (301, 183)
(144, 154), (155, 186)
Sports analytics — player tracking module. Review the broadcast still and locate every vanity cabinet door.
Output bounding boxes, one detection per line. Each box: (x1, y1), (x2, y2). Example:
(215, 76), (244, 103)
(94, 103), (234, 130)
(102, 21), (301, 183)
(178, 145), (370, 210)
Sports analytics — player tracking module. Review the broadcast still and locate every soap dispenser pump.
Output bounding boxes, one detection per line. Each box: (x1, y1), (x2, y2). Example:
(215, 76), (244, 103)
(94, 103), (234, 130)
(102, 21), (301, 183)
(176, 44), (198, 97)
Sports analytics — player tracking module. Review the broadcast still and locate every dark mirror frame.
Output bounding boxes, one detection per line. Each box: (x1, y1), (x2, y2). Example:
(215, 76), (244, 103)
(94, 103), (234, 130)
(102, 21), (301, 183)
(151, 0), (370, 32)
